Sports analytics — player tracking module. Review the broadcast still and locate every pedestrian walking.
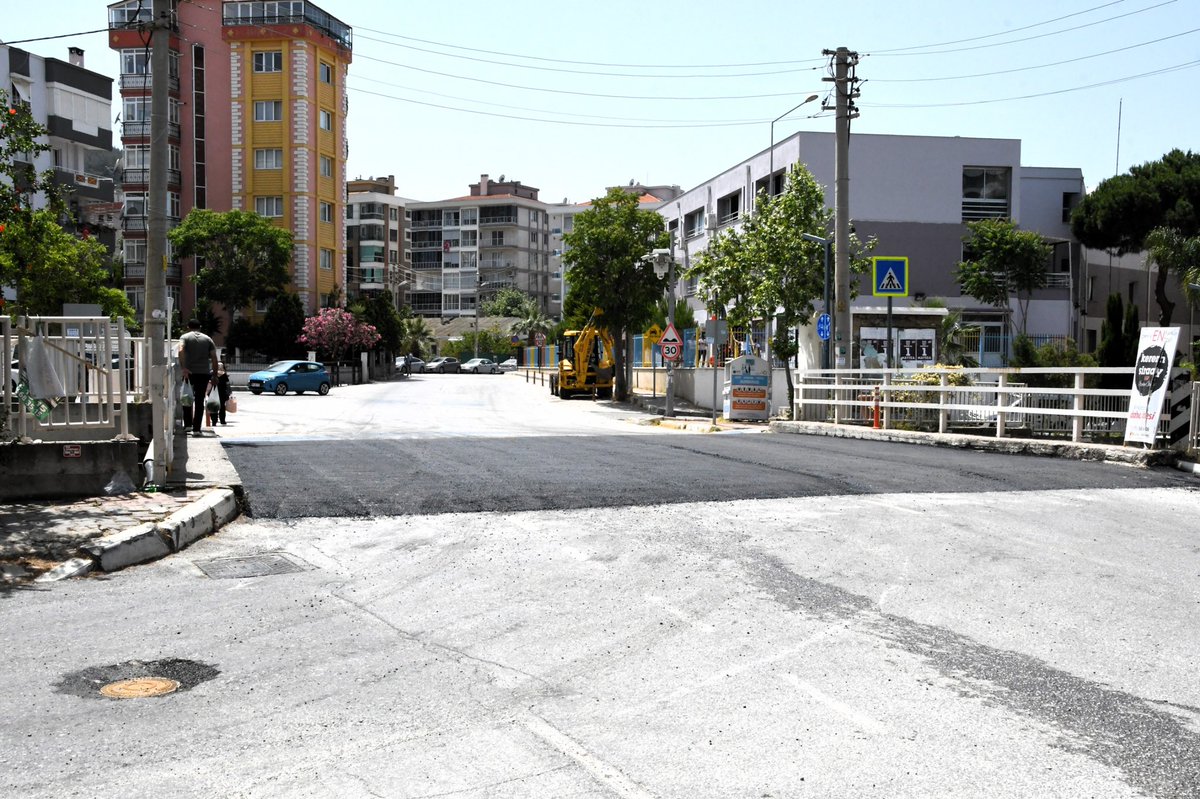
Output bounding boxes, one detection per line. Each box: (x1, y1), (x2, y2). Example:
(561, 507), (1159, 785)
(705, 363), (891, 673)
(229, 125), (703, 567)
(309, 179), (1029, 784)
(178, 318), (219, 437)
(208, 361), (231, 426)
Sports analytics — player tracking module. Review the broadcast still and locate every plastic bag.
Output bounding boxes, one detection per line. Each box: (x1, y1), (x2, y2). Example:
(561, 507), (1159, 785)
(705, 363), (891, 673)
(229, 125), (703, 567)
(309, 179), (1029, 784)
(205, 396), (220, 412)
(25, 335), (66, 401)
(226, 395), (238, 413)
(179, 381), (194, 407)
(104, 470), (137, 496)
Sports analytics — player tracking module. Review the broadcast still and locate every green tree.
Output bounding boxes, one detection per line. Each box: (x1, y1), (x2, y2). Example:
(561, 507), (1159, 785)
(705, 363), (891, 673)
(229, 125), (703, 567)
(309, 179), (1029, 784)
(168, 208), (293, 316)
(1071, 149), (1200, 325)
(562, 187), (669, 401)
(1096, 293), (1135, 390)
(955, 218), (1052, 337)
(398, 315), (436, 358)
(650, 295), (695, 334)
(0, 209), (134, 322)
(1141, 227), (1200, 326)
(920, 298), (979, 367)
(688, 163), (875, 409)
(356, 291), (404, 353)
(481, 287), (536, 317)
(1010, 335), (1096, 388)
(509, 306), (554, 346)
(261, 291), (306, 359)
(441, 327), (514, 360)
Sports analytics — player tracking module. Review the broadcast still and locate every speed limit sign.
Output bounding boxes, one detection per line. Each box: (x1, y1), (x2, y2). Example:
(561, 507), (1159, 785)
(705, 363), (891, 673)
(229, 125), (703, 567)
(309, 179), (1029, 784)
(659, 323), (683, 363)
(660, 342), (680, 361)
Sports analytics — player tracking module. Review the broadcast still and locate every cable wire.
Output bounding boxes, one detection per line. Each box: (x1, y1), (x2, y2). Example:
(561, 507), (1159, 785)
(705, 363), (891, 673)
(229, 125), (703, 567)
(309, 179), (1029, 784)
(1, 28), (111, 46)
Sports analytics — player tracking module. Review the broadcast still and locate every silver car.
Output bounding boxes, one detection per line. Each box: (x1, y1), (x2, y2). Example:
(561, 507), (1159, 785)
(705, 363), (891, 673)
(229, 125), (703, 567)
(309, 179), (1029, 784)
(461, 358), (500, 374)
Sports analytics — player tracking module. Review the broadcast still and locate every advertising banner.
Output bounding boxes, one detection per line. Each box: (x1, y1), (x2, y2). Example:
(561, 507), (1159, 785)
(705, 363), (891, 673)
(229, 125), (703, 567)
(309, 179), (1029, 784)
(1124, 327), (1180, 445)
(723, 355), (770, 421)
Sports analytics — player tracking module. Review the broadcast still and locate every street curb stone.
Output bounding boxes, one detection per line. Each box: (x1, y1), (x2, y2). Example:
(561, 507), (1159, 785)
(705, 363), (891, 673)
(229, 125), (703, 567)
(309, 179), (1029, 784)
(769, 420), (1180, 468)
(34, 557), (95, 582)
(82, 522), (172, 573)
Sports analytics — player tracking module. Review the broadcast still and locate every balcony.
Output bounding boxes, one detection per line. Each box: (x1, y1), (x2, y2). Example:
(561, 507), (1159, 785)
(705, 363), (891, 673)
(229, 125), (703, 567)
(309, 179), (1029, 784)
(479, 215), (518, 226)
(119, 73), (180, 92)
(410, 241), (444, 251)
(122, 120), (180, 141)
(408, 219), (442, 229)
(123, 262), (182, 281)
(121, 167), (182, 187)
(122, 215), (180, 232)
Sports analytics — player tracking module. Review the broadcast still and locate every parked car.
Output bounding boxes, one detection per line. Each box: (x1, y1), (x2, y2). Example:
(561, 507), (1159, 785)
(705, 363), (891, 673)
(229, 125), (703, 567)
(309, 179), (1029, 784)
(462, 358), (500, 374)
(498, 357), (518, 372)
(394, 355), (426, 374)
(426, 357), (461, 374)
(247, 360), (331, 396)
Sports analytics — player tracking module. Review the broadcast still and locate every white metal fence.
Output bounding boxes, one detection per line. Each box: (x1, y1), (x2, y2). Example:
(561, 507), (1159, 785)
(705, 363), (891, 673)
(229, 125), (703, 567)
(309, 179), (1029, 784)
(795, 367), (1193, 447)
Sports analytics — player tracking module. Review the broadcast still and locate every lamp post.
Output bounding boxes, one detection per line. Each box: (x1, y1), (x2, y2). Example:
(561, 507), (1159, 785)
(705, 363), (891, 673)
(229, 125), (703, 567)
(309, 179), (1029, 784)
(646, 248), (676, 418)
(801, 232), (833, 370)
(768, 94), (819, 197)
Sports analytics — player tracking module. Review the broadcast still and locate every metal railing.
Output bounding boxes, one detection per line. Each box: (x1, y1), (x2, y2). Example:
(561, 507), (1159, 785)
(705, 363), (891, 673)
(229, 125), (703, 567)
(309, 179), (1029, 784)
(794, 366), (1195, 446)
(3, 316), (136, 442)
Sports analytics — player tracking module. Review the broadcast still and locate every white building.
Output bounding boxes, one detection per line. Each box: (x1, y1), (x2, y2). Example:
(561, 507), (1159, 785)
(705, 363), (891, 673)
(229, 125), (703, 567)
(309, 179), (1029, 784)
(659, 131), (1087, 367)
(345, 175), (413, 310)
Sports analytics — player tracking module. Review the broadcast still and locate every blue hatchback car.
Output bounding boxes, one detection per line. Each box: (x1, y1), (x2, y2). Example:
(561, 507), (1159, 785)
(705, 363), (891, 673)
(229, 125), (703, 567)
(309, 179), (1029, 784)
(247, 360), (331, 396)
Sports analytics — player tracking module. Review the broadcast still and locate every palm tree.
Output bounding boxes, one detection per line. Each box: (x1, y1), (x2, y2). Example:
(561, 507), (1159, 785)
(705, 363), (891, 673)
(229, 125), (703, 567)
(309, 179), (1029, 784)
(921, 298), (979, 367)
(510, 308), (554, 346)
(399, 316), (435, 358)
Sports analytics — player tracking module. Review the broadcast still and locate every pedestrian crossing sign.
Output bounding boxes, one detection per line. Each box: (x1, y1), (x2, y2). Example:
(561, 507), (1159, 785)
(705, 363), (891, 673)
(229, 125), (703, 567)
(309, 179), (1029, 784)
(872, 257), (909, 297)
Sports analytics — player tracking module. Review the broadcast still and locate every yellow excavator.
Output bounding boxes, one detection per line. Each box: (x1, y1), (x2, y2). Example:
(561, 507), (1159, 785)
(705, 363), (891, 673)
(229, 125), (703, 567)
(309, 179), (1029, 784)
(550, 310), (615, 399)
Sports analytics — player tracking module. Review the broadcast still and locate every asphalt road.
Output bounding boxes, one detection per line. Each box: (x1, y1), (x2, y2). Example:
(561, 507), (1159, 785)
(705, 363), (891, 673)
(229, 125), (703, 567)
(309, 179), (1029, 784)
(2, 374), (1197, 798)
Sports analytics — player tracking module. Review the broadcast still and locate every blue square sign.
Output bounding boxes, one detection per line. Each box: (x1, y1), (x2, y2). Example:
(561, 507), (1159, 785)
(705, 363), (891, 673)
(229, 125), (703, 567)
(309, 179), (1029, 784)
(872, 257), (909, 297)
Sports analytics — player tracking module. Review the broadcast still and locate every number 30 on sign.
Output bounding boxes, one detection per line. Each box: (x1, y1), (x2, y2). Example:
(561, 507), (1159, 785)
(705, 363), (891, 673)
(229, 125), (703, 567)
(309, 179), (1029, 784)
(660, 342), (680, 361)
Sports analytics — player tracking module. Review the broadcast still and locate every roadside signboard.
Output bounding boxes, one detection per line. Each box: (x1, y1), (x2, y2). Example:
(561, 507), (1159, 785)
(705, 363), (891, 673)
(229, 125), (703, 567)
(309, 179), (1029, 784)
(659, 323), (682, 363)
(1124, 327), (1180, 444)
(704, 318), (728, 343)
(644, 324), (663, 346)
(816, 313), (831, 341)
(510, 334), (521, 346)
(723, 355), (770, 421)
(534, 332), (546, 346)
(872, 257), (909, 297)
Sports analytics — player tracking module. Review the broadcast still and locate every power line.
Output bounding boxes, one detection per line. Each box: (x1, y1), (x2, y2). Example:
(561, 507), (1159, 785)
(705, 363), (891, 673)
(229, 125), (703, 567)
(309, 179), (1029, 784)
(0, 28), (111, 47)
(353, 52), (824, 102)
(872, 27), (1200, 82)
(863, 57), (1200, 107)
(353, 32), (823, 79)
(348, 85), (831, 129)
(867, 0), (1178, 57)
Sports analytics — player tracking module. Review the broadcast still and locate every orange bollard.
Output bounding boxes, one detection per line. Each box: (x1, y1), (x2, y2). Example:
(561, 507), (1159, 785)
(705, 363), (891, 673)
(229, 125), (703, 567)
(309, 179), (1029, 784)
(872, 386), (881, 429)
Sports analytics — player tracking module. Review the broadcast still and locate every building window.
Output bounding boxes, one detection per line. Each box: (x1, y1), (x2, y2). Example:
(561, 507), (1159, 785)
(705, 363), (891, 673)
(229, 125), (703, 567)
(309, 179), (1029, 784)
(491, 231), (505, 246)
(255, 196), (283, 217)
(120, 49), (149, 75)
(254, 100), (283, 121)
(319, 109), (333, 131)
(253, 51), (282, 72)
(254, 148), (283, 169)
(389, 207), (399, 221)
(319, 201), (334, 223)
(684, 209), (705, 238)
(962, 167), (1011, 220)
(319, 154), (333, 177)
(167, 192), (180, 219)
(320, 248), (334, 270)
(717, 191), (741, 225)
(1062, 192), (1079, 224)
(319, 61), (333, 84)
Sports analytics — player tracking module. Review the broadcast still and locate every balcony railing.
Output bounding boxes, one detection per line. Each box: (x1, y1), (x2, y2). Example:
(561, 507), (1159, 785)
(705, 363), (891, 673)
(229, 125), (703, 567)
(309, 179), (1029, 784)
(123, 262), (182, 281)
(408, 219), (442, 229)
(119, 73), (180, 92)
(410, 241), (444, 251)
(121, 167), (182, 187)
(122, 120), (180, 140)
(962, 198), (1010, 221)
(479, 215), (518, 226)
(122, 215), (180, 232)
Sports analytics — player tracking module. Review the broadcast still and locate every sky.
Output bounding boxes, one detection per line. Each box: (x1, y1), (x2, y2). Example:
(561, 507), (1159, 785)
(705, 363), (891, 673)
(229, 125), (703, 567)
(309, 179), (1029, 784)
(4, 0), (1199, 203)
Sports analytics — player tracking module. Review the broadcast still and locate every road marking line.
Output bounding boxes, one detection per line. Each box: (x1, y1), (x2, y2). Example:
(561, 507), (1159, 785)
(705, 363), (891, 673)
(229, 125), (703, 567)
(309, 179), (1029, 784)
(779, 673), (887, 735)
(521, 712), (656, 799)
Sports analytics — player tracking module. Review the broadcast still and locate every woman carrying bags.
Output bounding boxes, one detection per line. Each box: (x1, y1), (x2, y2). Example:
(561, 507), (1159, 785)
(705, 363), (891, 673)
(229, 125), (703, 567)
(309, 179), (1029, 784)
(207, 361), (232, 427)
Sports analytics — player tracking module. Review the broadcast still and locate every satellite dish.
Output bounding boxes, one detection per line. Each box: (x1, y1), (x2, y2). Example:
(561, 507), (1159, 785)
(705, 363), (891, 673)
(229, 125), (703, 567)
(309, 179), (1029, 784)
(498, 174), (506, 182)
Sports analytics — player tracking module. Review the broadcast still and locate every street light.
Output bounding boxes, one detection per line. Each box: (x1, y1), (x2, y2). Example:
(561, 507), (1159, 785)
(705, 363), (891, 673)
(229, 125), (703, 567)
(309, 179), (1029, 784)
(801, 232), (833, 370)
(768, 94), (819, 198)
(645, 247), (676, 418)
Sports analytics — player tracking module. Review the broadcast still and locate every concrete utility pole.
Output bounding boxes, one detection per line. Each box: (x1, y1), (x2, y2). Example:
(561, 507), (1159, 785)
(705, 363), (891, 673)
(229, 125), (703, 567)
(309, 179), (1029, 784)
(146, 0), (171, 483)
(823, 47), (859, 371)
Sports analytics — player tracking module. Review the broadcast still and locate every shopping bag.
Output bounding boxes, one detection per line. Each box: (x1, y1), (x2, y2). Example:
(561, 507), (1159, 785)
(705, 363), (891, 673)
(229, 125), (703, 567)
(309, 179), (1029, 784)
(226, 395), (238, 413)
(179, 381), (194, 407)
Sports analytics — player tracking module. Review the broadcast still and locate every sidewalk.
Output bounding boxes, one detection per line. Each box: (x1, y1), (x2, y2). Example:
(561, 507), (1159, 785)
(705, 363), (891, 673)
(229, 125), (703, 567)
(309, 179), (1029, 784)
(0, 429), (243, 588)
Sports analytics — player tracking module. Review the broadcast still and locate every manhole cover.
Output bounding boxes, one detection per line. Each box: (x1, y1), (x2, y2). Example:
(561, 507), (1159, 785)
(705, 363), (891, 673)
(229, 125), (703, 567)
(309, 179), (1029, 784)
(55, 658), (219, 700)
(100, 677), (180, 699)
(195, 552), (308, 579)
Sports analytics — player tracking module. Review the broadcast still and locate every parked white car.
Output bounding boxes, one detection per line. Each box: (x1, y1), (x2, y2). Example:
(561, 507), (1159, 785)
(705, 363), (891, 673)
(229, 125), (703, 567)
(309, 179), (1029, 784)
(499, 358), (518, 372)
(461, 358), (500, 374)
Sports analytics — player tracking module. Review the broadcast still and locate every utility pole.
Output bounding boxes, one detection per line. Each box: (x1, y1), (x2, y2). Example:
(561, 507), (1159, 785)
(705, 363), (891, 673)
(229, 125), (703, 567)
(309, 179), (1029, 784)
(146, 0), (171, 483)
(822, 47), (859, 374)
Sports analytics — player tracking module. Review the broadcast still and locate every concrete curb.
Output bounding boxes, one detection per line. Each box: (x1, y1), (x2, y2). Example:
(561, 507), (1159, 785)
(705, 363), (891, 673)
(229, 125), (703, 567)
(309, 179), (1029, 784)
(768, 420), (1181, 468)
(62, 488), (241, 578)
(1176, 459), (1200, 475)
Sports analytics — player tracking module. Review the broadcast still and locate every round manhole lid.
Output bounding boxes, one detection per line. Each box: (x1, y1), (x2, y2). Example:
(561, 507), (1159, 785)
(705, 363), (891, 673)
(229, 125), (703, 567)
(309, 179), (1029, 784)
(99, 677), (181, 699)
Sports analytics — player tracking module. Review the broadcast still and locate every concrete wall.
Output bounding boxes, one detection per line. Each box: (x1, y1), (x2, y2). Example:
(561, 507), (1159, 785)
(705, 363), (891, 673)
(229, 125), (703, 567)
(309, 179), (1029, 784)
(0, 440), (141, 500)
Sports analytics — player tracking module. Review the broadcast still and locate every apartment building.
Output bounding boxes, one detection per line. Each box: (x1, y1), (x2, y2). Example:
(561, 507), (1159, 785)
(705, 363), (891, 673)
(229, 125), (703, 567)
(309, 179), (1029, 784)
(345, 175), (412, 308)
(405, 175), (553, 319)
(659, 132), (1086, 366)
(547, 183), (682, 320)
(107, 0), (352, 325)
(0, 44), (115, 252)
